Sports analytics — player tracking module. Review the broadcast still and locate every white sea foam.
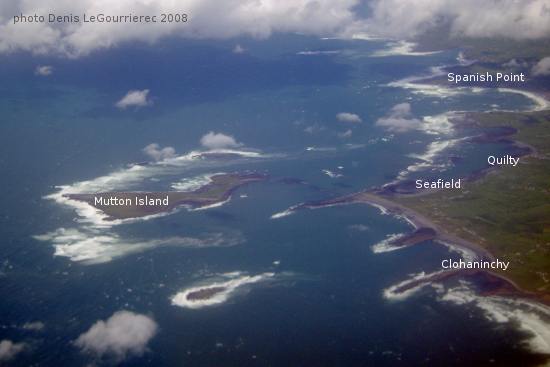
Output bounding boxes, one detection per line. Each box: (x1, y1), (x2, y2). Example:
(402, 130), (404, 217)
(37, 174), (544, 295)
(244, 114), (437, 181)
(383, 270), (446, 301)
(420, 112), (456, 135)
(171, 172), (223, 191)
(372, 41), (441, 57)
(34, 229), (242, 264)
(45, 148), (268, 229)
(322, 169), (343, 178)
(389, 65), (549, 113)
(398, 138), (460, 179)
(270, 205), (299, 219)
(190, 196), (232, 211)
(305, 146), (337, 152)
(190, 148), (268, 160)
(409, 138), (457, 164)
(171, 272), (276, 309)
(390, 79), (472, 98)
(297, 50), (340, 56)
(366, 202), (390, 215)
(497, 88), (550, 112)
(437, 240), (478, 262)
(371, 233), (406, 253)
(388, 66), (484, 99)
(396, 214), (418, 229)
(439, 282), (550, 354)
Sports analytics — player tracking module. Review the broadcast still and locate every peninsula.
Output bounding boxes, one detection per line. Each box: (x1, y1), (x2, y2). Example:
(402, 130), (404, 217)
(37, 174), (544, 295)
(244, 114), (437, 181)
(296, 108), (550, 302)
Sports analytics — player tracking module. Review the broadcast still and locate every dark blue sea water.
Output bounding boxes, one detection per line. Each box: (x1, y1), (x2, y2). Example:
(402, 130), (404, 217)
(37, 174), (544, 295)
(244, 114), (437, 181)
(0, 35), (547, 366)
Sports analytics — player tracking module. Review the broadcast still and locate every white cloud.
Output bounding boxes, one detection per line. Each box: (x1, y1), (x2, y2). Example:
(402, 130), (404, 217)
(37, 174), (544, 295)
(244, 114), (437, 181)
(0, 340), (26, 363)
(232, 44), (245, 54)
(336, 112), (362, 123)
(338, 129), (353, 138)
(143, 143), (176, 161)
(75, 311), (158, 361)
(376, 103), (422, 132)
(532, 56), (550, 76)
(34, 65), (53, 76)
(200, 131), (241, 150)
(3, 1), (549, 57)
(502, 59), (527, 68)
(360, 0), (550, 40)
(0, 0), (359, 57)
(115, 89), (151, 109)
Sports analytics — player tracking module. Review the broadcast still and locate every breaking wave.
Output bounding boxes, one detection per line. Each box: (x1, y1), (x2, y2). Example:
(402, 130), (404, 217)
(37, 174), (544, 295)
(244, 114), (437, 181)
(190, 196), (232, 211)
(46, 148), (269, 228)
(38, 146), (269, 263)
(371, 233), (406, 253)
(372, 41), (442, 57)
(322, 169), (343, 178)
(270, 205), (300, 219)
(439, 281), (550, 354)
(398, 137), (461, 180)
(171, 271), (276, 309)
(171, 172), (224, 191)
(34, 229), (244, 264)
(437, 240), (479, 262)
(497, 88), (550, 112)
(383, 270), (446, 301)
(297, 50), (340, 56)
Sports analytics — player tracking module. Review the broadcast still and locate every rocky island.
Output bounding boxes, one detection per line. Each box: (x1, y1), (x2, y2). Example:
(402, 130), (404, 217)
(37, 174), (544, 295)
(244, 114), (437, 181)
(64, 173), (266, 220)
(185, 286), (227, 301)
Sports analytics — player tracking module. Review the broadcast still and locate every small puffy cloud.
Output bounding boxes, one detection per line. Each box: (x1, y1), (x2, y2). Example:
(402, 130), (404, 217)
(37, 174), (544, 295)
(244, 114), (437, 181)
(200, 132), (241, 150)
(22, 321), (45, 331)
(376, 103), (422, 132)
(232, 44), (245, 54)
(0, 340), (26, 363)
(338, 129), (353, 138)
(115, 89), (151, 109)
(532, 57), (550, 76)
(143, 143), (176, 161)
(336, 112), (362, 123)
(34, 65), (53, 76)
(75, 311), (158, 361)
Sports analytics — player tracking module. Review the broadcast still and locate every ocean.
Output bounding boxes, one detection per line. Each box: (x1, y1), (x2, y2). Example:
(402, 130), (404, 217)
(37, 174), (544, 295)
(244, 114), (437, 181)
(0, 34), (548, 366)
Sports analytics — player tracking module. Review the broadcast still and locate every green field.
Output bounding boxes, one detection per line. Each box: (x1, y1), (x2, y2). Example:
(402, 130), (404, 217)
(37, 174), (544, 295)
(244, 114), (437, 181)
(397, 111), (550, 297)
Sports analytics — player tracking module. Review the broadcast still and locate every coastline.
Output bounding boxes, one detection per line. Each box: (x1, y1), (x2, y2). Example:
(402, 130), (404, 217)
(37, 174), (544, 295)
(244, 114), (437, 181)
(296, 188), (550, 305)
(287, 89), (550, 304)
(384, 54), (550, 301)
(63, 172), (267, 221)
(298, 190), (494, 261)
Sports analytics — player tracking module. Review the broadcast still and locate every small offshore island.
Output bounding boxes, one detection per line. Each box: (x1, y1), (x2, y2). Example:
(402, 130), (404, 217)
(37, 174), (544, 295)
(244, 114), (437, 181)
(185, 286), (227, 301)
(64, 173), (266, 220)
